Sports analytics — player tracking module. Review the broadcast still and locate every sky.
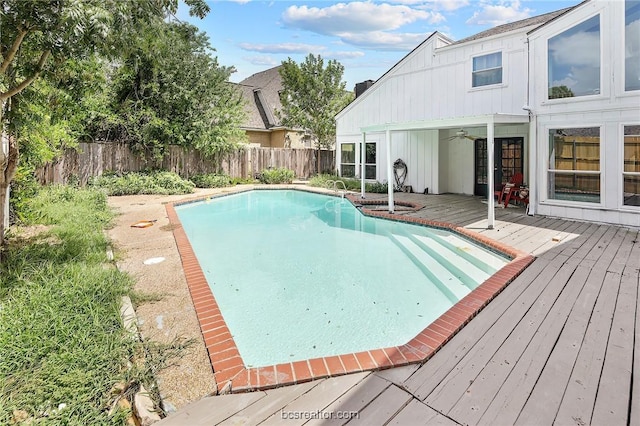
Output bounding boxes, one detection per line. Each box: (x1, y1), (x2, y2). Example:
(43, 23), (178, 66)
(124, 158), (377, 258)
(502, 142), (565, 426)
(177, 0), (581, 91)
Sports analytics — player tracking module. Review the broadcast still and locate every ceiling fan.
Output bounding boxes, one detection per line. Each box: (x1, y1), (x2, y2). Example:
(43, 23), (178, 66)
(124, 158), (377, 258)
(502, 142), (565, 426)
(441, 129), (482, 141)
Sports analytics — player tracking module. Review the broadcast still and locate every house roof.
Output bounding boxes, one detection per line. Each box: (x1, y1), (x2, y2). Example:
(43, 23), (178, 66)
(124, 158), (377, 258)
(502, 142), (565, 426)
(336, 2), (583, 120)
(236, 66), (285, 131)
(451, 7), (574, 46)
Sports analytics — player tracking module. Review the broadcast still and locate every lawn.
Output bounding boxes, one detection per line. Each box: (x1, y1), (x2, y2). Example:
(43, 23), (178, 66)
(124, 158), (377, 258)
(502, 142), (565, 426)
(0, 186), (135, 425)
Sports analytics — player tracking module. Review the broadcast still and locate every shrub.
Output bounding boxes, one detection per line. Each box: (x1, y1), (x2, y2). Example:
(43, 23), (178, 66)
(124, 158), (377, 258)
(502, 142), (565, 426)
(88, 170), (195, 195)
(258, 167), (295, 184)
(308, 174), (389, 193)
(190, 173), (232, 188)
(308, 174), (336, 188)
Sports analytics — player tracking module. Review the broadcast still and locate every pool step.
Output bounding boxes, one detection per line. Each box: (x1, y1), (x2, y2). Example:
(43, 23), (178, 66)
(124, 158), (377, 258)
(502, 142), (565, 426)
(388, 234), (470, 303)
(408, 234), (491, 285)
(427, 231), (508, 275)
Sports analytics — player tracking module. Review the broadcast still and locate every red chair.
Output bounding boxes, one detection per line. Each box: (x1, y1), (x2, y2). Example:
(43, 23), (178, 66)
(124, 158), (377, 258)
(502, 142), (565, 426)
(494, 173), (524, 208)
(496, 183), (518, 207)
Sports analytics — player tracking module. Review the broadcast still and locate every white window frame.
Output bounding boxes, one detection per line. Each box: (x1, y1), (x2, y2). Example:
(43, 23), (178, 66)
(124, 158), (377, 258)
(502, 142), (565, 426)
(542, 124), (603, 207)
(363, 142), (377, 180)
(545, 12), (604, 103)
(621, 122), (640, 209)
(471, 51), (503, 89)
(340, 142), (357, 178)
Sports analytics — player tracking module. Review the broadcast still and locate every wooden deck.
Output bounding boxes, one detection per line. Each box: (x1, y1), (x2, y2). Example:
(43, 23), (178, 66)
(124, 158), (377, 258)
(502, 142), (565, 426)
(158, 193), (640, 426)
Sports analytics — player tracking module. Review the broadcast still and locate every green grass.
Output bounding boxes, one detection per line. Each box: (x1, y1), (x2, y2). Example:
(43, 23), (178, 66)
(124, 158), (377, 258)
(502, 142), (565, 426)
(0, 186), (135, 425)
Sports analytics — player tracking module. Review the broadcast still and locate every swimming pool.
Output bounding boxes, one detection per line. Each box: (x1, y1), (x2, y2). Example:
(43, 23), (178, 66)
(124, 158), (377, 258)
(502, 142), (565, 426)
(175, 190), (509, 365)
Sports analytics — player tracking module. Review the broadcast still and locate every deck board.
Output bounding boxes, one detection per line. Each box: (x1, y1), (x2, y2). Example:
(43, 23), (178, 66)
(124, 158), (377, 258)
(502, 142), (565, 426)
(304, 375), (390, 426)
(346, 385), (412, 426)
(388, 399), (459, 425)
(155, 193), (639, 426)
(513, 227), (627, 425)
(217, 380), (320, 426)
(260, 372), (369, 425)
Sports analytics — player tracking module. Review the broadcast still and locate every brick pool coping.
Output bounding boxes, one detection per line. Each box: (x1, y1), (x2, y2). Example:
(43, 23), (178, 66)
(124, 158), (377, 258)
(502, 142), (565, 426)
(165, 187), (534, 394)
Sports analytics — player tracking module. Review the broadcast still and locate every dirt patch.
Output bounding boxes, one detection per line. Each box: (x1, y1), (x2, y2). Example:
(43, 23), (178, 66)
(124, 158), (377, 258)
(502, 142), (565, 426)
(106, 189), (238, 412)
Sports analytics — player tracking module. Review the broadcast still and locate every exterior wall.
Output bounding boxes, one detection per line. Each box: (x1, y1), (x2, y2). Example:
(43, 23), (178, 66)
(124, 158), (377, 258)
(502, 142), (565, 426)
(336, 30), (531, 135)
(336, 29), (533, 196)
(246, 130), (272, 147)
(529, 0), (640, 227)
(245, 129), (308, 149)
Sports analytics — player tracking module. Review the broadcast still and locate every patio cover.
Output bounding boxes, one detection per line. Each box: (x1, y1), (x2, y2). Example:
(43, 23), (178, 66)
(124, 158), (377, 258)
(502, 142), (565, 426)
(359, 113), (530, 229)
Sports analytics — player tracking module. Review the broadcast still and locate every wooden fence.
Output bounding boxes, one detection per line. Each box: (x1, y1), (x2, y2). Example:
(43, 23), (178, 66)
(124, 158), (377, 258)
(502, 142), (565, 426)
(36, 143), (335, 185)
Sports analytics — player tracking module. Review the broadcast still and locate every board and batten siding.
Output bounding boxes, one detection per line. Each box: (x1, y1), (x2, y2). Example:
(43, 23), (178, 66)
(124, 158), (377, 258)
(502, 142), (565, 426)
(336, 29), (532, 136)
(528, 0), (640, 228)
(336, 27), (535, 195)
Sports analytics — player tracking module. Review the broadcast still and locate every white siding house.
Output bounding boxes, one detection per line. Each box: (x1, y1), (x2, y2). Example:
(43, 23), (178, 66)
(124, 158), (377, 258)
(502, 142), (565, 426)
(528, 0), (640, 227)
(336, 0), (640, 228)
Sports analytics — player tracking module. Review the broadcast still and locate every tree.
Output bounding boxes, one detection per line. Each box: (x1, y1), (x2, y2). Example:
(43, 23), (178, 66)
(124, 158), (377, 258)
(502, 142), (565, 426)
(277, 54), (353, 171)
(549, 85), (575, 99)
(0, 0), (209, 251)
(103, 21), (247, 158)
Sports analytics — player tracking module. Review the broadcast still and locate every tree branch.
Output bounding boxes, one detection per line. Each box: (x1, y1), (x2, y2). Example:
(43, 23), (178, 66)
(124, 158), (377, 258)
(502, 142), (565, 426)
(0, 28), (28, 75)
(0, 50), (51, 101)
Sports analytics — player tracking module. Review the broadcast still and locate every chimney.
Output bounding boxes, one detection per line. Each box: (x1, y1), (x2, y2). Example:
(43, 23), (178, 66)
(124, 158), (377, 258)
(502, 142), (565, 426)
(354, 80), (374, 98)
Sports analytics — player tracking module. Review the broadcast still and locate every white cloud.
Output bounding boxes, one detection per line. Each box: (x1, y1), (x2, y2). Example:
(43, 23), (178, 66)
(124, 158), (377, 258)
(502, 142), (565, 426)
(282, 2), (439, 35)
(466, 1), (532, 26)
(325, 51), (366, 60)
(242, 56), (280, 66)
(339, 31), (430, 51)
(550, 31), (600, 67)
(238, 42), (327, 54)
(390, 0), (469, 12)
(230, 0), (251, 3)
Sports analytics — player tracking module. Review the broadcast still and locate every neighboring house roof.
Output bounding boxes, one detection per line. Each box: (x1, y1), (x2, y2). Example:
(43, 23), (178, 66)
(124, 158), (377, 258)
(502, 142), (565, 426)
(236, 66), (286, 131)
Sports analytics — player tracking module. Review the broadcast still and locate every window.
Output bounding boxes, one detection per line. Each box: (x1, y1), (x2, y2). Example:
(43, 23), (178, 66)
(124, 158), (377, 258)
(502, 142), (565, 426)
(548, 127), (600, 203)
(472, 52), (502, 87)
(626, 1), (640, 91)
(548, 15), (600, 99)
(623, 125), (640, 206)
(365, 143), (376, 179)
(340, 143), (356, 177)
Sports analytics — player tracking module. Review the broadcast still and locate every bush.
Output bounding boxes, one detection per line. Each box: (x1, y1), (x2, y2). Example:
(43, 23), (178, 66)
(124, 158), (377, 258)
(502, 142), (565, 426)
(308, 174), (388, 193)
(258, 167), (295, 184)
(88, 170), (195, 195)
(9, 166), (41, 224)
(308, 174), (336, 188)
(190, 173), (232, 188)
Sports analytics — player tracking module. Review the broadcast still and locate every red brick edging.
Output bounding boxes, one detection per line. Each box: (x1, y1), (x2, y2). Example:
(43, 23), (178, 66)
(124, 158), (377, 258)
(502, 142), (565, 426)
(166, 189), (534, 394)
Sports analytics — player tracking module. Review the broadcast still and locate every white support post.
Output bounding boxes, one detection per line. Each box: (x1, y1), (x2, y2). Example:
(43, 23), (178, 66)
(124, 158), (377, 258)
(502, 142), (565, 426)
(527, 114), (536, 215)
(360, 132), (366, 199)
(386, 129), (394, 213)
(487, 121), (495, 229)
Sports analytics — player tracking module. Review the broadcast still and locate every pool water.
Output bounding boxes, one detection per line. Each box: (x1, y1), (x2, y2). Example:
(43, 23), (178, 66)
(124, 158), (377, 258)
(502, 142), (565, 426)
(175, 190), (509, 367)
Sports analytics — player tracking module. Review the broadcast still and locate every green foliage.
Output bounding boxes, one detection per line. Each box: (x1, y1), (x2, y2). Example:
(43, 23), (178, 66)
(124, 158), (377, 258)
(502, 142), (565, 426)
(0, 186), (135, 424)
(277, 54), (354, 150)
(190, 173), (232, 188)
(103, 21), (247, 159)
(88, 171), (195, 196)
(308, 174), (388, 193)
(258, 168), (295, 184)
(549, 85), (575, 99)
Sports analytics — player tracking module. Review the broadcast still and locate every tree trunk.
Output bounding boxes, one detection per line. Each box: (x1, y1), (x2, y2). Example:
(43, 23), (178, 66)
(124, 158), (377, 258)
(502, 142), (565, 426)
(0, 128), (18, 258)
